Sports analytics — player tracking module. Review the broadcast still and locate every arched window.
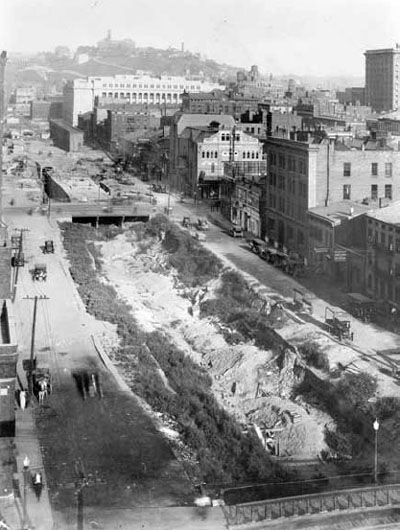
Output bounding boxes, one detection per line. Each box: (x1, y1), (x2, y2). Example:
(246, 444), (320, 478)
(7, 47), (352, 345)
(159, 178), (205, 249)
(206, 152), (210, 158)
(251, 152), (255, 159)
(214, 151), (218, 158)
(211, 163), (215, 173)
(256, 152), (259, 159)
(247, 151), (251, 159)
(202, 151), (205, 158)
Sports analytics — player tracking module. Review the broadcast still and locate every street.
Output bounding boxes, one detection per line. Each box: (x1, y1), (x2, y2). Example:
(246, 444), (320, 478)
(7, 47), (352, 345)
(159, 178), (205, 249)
(4, 139), (400, 529)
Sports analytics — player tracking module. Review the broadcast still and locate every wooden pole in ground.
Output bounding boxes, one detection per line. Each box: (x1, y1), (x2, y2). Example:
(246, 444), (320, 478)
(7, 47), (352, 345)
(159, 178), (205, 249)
(24, 295), (49, 395)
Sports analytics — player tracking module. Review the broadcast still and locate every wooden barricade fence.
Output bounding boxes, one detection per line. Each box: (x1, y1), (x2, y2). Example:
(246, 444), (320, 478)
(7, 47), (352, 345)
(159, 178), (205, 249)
(222, 483), (400, 526)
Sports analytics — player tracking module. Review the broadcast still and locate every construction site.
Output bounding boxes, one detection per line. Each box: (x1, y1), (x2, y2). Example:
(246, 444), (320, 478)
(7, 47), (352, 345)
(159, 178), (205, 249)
(2, 135), (400, 529)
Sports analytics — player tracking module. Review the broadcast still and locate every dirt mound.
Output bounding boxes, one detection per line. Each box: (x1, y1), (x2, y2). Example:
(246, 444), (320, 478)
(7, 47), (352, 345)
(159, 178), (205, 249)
(98, 231), (330, 460)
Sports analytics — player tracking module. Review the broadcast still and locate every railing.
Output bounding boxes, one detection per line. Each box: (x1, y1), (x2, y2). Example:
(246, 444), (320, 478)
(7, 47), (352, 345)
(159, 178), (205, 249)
(222, 483), (400, 526)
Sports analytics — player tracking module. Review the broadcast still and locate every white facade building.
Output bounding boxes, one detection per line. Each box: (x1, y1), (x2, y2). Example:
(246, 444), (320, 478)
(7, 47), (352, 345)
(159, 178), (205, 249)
(63, 74), (224, 126)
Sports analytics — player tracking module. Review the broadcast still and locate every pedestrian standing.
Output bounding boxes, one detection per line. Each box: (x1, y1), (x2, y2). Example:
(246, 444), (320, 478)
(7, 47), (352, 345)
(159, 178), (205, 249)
(32, 472), (43, 501)
(19, 390), (26, 410)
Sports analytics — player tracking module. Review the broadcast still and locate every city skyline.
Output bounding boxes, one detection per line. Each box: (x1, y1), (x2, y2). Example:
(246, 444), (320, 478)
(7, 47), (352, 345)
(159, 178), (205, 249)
(3, 0), (400, 77)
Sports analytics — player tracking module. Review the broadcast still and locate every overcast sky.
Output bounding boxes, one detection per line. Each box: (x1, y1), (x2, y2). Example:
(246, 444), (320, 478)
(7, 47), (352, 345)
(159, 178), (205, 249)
(3, 0), (400, 77)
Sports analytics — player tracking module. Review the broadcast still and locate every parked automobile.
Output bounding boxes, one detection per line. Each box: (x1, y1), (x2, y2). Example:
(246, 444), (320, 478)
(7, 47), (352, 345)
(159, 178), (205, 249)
(32, 263), (47, 281)
(151, 183), (167, 193)
(229, 224), (243, 238)
(248, 238), (266, 255)
(42, 240), (54, 254)
(182, 216), (192, 228)
(196, 218), (209, 231)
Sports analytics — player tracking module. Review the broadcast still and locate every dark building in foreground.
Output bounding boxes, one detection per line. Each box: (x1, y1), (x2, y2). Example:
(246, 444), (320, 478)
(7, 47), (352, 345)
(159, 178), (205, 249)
(49, 119), (84, 152)
(0, 300), (18, 437)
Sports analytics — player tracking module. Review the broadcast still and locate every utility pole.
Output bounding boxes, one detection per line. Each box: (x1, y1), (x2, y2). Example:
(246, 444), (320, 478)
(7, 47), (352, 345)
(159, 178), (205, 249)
(0, 51), (7, 222)
(74, 459), (87, 530)
(74, 458), (104, 530)
(12, 228), (29, 292)
(24, 295), (49, 395)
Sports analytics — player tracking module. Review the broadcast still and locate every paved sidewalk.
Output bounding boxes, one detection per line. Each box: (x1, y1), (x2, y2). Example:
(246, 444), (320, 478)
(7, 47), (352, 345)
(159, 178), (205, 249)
(1, 380), (54, 530)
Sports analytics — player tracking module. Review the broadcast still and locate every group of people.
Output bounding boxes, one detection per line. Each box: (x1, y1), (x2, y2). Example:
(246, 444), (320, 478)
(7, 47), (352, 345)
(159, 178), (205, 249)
(36, 378), (50, 404)
(18, 376), (52, 410)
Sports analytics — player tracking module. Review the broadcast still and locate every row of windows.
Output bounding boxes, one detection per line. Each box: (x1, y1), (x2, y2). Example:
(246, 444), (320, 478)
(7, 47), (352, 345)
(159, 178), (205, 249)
(269, 152), (307, 174)
(343, 184), (392, 200)
(220, 133), (241, 142)
(267, 218), (303, 241)
(101, 92), (179, 99)
(202, 151), (218, 159)
(269, 172), (306, 195)
(267, 195), (307, 222)
(344, 162), (393, 177)
(201, 151), (260, 159)
(367, 219), (400, 234)
(244, 126), (262, 135)
(102, 83), (201, 90)
(371, 184), (393, 200)
(367, 228), (400, 250)
(366, 276), (400, 303)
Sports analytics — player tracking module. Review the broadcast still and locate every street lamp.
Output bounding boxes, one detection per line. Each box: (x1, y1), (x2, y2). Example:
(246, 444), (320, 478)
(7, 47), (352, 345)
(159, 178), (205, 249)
(373, 418), (379, 483)
(22, 456), (30, 529)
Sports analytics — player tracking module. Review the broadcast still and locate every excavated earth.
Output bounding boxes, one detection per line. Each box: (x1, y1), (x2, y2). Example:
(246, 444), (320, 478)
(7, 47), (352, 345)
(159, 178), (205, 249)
(94, 230), (335, 461)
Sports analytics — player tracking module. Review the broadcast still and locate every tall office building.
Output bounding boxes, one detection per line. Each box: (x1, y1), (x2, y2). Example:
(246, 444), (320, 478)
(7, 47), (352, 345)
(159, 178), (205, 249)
(365, 45), (400, 112)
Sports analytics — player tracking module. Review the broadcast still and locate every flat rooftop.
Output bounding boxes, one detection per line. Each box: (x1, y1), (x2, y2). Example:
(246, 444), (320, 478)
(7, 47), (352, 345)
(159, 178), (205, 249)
(51, 174), (109, 202)
(366, 201), (400, 225)
(309, 201), (372, 224)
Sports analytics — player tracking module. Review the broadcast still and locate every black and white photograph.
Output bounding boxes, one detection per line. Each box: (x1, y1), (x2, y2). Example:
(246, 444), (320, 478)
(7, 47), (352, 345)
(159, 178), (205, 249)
(2, 0), (400, 528)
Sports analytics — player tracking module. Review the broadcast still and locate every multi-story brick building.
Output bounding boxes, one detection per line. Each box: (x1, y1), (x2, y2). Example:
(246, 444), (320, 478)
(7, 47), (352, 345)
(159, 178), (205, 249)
(181, 90), (260, 119)
(169, 113), (235, 193)
(49, 119), (84, 152)
(307, 201), (372, 286)
(264, 133), (400, 260)
(15, 86), (36, 104)
(30, 96), (64, 121)
(364, 203), (400, 305)
(365, 45), (400, 112)
(95, 107), (161, 152)
(0, 300), (18, 437)
(367, 111), (400, 137)
(220, 161), (267, 237)
(63, 75), (223, 126)
(170, 114), (263, 199)
(337, 87), (366, 106)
